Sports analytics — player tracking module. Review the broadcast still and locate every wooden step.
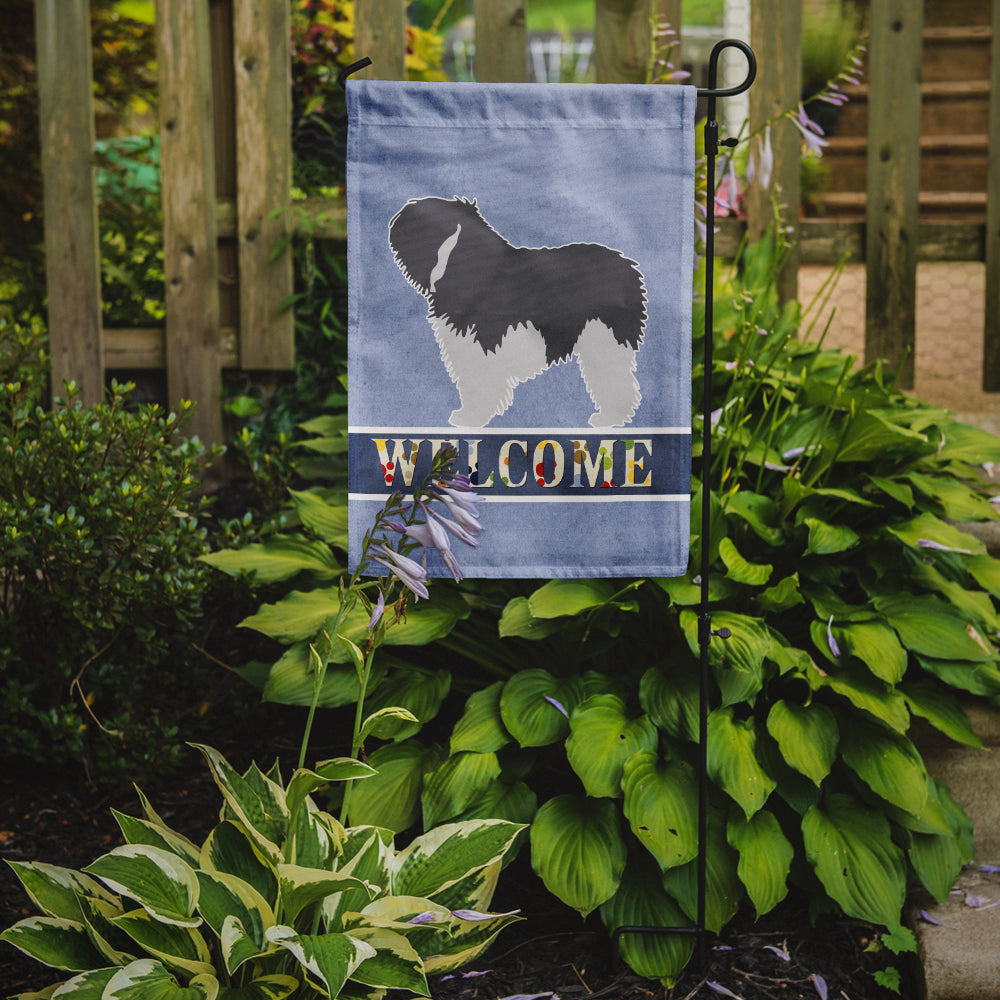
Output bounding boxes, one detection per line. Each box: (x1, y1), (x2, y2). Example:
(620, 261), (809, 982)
(922, 0), (991, 28)
(822, 134), (989, 193)
(922, 25), (993, 83)
(813, 190), (987, 222)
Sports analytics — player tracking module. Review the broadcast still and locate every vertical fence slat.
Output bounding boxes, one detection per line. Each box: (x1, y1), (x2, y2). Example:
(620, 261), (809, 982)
(474, 0), (527, 82)
(983, 0), (1000, 389)
(34, 0), (103, 405)
(594, 0), (657, 83)
(157, 0), (223, 445)
(865, 0), (923, 389)
(355, 0), (406, 80)
(233, 0), (294, 369)
(746, 0), (801, 304)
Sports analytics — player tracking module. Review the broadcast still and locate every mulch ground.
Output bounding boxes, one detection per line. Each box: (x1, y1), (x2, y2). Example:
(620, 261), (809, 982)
(1, 740), (913, 1000)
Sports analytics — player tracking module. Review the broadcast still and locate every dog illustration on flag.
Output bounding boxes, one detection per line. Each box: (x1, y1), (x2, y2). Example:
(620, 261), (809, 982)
(388, 196), (647, 428)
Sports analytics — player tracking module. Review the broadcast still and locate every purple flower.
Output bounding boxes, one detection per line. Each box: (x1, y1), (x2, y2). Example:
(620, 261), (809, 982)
(428, 505), (480, 547)
(791, 104), (829, 156)
(747, 125), (773, 190)
(371, 544), (429, 600)
(763, 944), (790, 961)
(407, 911), (438, 925)
(367, 591), (385, 631)
(917, 538), (973, 554)
(706, 983), (742, 999)
(544, 695), (569, 718)
(812, 974), (828, 1000)
(451, 908), (520, 921)
(827, 616), (841, 658)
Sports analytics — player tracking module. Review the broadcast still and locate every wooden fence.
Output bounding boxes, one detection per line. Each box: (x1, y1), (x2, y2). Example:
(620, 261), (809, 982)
(33, 0), (1000, 445)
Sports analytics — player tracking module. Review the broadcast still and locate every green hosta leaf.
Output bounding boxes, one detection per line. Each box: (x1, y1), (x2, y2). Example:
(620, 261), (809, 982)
(190, 746), (287, 862)
(347, 740), (442, 832)
(453, 779), (538, 827)
(497, 596), (564, 639)
(874, 594), (995, 662)
(909, 821), (966, 905)
(835, 410), (927, 463)
(103, 959), (218, 1000)
(639, 663), (699, 742)
(277, 865), (374, 925)
(565, 695), (658, 798)
(393, 820), (524, 900)
(906, 472), (998, 522)
(765, 700), (838, 786)
(916, 655), (1000, 697)
(835, 621), (907, 684)
(265, 926), (375, 998)
(111, 908), (214, 978)
(866, 474), (914, 509)
(655, 572), (736, 606)
(901, 680), (982, 748)
(499, 670), (584, 747)
(935, 421), (1000, 464)
(362, 667), (451, 740)
(724, 490), (784, 545)
(421, 751), (502, 828)
(5, 862), (118, 923)
(200, 822), (278, 910)
(346, 926), (428, 994)
(803, 517), (859, 556)
(260, 643), (388, 709)
(216, 975), (299, 1000)
(718, 537), (772, 586)
(910, 562), (1000, 632)
(727, 811), (793, 918)
(288, 488), (349, 547)
(112, 812), (201, 868)
(195, 871), (273, 974)
(755, 573), (804, 614)
(661, 810), (741, 933)
(0, 916), (107, 971)
(200, 535), (341, 584)
(802, 793), (906, 926)
(530, 795), (626, 917)
(707, 708), (776, 818)
(599, 853), (694, 987)
(966, 553), (1000, 597)
(527, 579), (616, 618)
(83, 846), (200, 928)
(360, 706), (421, 742)
(839, 718), (929, 816)
(450, 682), (511, 754)
(680, 610), (770, 706)
(886, 512), (985, 556)
(621, 751), (698, 871)
(809, 661), (910, 732)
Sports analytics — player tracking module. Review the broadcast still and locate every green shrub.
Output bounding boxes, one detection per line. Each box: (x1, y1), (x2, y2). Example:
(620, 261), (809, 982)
(0, 317), (220, 783)
(1, 743), (524, 997)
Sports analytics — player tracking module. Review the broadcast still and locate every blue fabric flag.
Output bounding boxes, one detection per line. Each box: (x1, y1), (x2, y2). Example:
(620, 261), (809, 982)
(347, 80), (696, 578)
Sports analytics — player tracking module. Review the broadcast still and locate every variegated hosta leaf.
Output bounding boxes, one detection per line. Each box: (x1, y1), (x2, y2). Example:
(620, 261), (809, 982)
(45, 966), (118, 997)
(421, 906), (523, 975)
(661, 810), (742, 934)
(83, 846), (200, 928)
(0, 916), (107, 971)
(265, 926), (375, 998)
(195, 871), (274, 974)
(4, 861), (118, 922)
(344, 926), (429, 995)
(424, 859), (501, 915)
(565, 695), (658, 799)
(190, 745), (287, 863)
(450, 681), (511, 754)
(391, 820), (524, 901)
(200, 822), (278, 910)
(110, 908), (214, 978)
(112, 811), (201, 868)
(285, 760), (376, 823)
(707, 707), (776, 819)
(599, 854), (694, 987)
(765, 700), (838, 786)
(347, 740), (443, 832)
(838, 718), (929, 817)
(421, 751), (502, 829)
(277, 865), (375, 925)
(621, 751), (698, 871)
(499, 669), (585, 747)
(214, 974), (299, 1000)
(102, 958), (218, 999)
(529, 795), (626, 917)
(288, 802), (343, 870)
(726, 810), (793, 918)
(78, 894), (136, 966)
(802, 793), (906, 926)
(323, 829), (393, 931)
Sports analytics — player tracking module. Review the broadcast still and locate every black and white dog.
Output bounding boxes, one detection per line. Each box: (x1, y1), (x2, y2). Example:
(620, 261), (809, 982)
(388, 196), (647, 428)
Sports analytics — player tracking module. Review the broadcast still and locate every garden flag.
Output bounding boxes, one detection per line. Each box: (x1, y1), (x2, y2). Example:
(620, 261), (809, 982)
(347, 79), (696, 578)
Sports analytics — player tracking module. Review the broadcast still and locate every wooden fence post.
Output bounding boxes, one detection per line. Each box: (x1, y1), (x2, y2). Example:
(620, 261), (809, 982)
(157, 0), (223, 445)
(594, 0), (657, 84)
(34, 0), (104, 405)
(233, 0), (294, 369)
(865, 0), (923, 389)
(746, 0), (801, 305)
(354, 0), (407, 80)
(983, 0), (1000, 390)
(474, 0), (527, 82)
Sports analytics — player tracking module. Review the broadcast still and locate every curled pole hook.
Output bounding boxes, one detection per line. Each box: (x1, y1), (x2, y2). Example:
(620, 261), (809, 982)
(338, 56), (373, 90)
(697, 38), (756, 99)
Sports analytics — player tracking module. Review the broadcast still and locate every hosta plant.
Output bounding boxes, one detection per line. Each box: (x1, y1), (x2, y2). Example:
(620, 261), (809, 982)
(1, 743), (523, 999)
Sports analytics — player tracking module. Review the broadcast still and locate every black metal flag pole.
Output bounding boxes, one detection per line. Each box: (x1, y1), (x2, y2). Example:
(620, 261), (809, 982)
(339, 40), (758, 974)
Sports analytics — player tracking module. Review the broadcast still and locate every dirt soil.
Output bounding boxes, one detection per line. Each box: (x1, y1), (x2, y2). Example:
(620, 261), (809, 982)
(1, 740), (913, 1000)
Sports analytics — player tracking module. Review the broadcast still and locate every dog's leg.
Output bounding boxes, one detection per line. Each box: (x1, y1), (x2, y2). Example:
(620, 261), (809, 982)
(433, 317), (548, 427)
(575, 319), (641, 428)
